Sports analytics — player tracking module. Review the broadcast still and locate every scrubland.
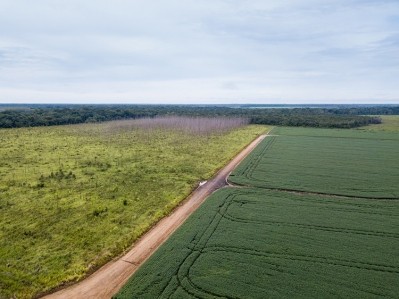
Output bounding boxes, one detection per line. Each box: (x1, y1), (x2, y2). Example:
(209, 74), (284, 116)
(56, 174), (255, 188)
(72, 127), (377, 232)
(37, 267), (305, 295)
(358, 115), (399, 132)
(0, 117), (266, 298)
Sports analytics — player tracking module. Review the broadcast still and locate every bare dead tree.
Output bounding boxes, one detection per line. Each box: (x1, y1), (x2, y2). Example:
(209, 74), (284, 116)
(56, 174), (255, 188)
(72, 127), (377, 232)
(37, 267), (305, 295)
(101, 116), (249, 136)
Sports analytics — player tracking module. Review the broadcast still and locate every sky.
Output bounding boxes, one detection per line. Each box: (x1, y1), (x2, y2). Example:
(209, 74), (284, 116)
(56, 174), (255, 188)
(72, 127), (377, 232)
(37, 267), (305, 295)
(0, 0), (398, 104)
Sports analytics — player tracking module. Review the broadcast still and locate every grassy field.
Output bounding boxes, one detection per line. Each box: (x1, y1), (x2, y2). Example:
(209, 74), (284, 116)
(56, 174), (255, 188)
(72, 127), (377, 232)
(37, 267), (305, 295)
(115, 188), (399, 298)
(0, 119), (267, 298)
(358, 115), (399, 132)
(116, 125), (399, 299)
(229, 127), (399, 198)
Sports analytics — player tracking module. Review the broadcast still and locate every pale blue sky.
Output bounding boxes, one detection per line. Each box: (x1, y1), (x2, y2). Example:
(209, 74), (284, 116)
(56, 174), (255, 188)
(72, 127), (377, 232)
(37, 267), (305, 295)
(0, 0), (398, 104)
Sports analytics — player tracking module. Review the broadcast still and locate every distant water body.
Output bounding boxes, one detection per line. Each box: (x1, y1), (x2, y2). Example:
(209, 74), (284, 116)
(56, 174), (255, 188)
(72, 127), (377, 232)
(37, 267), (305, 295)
(244, 106), (319, 109)
(229, 104), (394, 109)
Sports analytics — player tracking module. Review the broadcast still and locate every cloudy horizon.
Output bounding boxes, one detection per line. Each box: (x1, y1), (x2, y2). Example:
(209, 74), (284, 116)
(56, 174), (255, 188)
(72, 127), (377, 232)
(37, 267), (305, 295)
(1, 0), (398, 104)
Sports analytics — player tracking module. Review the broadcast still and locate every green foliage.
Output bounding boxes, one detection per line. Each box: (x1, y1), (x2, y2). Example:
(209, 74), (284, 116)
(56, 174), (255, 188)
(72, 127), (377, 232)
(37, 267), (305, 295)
(249, 113), (381, 128)
(358, 115), (399, 132)
(116, 126), (399, 299)
(0, 104), (389, 129)
(0, 122), (266, 298)
(115, 188), (399, 299)
(229, 127), (399, 198)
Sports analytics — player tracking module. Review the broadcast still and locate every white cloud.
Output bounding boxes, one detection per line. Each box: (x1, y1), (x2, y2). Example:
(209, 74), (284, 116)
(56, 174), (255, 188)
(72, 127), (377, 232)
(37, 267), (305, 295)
(0, 0), (398, 103)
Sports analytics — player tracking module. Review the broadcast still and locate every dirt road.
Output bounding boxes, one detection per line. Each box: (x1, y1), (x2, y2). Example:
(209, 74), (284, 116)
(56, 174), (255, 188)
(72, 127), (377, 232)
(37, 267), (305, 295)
(43, 133), (267, 299)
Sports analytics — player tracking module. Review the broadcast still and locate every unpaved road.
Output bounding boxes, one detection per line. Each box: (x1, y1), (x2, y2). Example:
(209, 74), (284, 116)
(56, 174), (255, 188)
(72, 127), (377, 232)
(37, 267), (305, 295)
(43, 133), (267, 299)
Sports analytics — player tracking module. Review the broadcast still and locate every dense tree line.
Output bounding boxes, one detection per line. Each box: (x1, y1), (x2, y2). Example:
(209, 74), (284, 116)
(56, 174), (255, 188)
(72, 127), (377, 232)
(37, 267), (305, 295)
(0, 104), (395, 129)
(328, 106), (399, 115)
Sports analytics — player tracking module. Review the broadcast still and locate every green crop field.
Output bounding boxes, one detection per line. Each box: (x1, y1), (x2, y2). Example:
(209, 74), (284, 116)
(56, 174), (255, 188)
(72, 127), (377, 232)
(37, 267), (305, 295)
(229, 127), (399, 198)
(115, 188), (399, 299)
(116, 125), (399, 299)
(0, 119), (266, 298)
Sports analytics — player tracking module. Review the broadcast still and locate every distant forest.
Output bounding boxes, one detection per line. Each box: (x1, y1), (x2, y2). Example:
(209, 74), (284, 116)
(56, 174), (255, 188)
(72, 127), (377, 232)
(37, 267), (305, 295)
(0, 104), (398, 129)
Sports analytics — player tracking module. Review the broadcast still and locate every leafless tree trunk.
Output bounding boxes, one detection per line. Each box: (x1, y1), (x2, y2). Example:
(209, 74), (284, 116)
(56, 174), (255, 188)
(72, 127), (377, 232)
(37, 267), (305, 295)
(101, 116), (249, 136)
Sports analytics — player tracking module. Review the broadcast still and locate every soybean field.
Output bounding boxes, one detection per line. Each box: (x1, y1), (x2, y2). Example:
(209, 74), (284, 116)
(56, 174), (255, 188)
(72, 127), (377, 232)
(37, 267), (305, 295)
(116, 126), (399, 299)
(229, 127), (399, 198)
(116, 188), (399, 299)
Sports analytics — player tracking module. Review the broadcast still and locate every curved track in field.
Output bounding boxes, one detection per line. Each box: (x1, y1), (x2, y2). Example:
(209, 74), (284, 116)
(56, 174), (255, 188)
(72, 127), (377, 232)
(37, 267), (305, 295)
(42, 132), (268, 299)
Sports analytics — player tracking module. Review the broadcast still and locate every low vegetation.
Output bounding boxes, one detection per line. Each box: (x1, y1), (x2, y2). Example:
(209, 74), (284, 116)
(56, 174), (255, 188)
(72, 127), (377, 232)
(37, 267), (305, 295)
(116, 188), (399, 298)
(0, 117), (266, 298)
(358, 115), (399, 132)
(229, 127), (399, 198)
(116, 125), (399, 298)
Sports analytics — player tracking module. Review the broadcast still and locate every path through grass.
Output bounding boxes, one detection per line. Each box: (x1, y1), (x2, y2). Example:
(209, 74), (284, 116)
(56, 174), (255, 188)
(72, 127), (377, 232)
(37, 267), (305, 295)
(0, 119), (266, 298)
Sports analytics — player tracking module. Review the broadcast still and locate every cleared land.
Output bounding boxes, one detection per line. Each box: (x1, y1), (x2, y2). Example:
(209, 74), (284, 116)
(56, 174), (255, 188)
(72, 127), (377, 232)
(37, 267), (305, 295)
(0, 118), (266, 298)
(116, 126), (399, 299)
(116, 188), (399, 298)
(43, 133), (267, 299)
(229, 127), (399, 198)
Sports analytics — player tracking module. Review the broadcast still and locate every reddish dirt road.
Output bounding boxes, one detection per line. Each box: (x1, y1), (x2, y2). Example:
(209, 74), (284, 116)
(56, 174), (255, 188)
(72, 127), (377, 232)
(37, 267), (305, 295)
(43, 133), (267, 299)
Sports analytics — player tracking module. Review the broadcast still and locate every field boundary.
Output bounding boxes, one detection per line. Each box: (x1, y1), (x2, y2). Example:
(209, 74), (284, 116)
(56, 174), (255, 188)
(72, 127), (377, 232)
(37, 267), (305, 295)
(41, 130), (270, 299)
(226, 183), (399, 200)
(114, 125), (399, 299)
(227, 129), (399, 200)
